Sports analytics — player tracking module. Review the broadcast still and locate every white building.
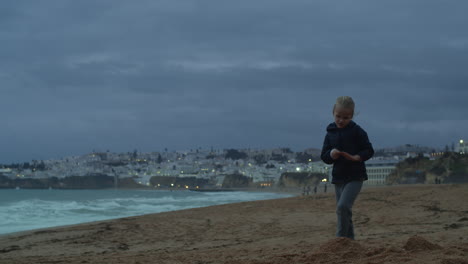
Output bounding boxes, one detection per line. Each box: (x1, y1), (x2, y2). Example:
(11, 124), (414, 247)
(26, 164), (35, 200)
(365, 159), (398, 185)
(307, 161), (331, 174)
(456, 139), (467, 154)
(0, 168), (13, 177)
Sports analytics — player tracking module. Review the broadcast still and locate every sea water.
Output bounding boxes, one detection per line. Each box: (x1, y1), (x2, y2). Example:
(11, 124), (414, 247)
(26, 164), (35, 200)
(0, 189), (292, 235)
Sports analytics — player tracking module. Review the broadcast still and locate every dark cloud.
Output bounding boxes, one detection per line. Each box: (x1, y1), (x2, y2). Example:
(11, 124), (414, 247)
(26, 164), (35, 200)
(1, 0), (468, 163)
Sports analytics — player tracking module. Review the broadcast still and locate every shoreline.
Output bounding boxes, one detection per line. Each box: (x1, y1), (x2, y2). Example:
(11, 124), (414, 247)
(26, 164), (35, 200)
(1, 184), (455, 238)
(0, 188), (296, 237)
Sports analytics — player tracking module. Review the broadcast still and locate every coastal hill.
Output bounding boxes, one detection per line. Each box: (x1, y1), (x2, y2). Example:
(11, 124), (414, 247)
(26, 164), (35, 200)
(387, 152), (468, 184)
(2, 146), (466, 189)
(0, 147), (323, 189)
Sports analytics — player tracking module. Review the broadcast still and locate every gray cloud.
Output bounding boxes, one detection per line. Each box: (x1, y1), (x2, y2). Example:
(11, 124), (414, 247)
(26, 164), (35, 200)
(1, 0), (468, 163)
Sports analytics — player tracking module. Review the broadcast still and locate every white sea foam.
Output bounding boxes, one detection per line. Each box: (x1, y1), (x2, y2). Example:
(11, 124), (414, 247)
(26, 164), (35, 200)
(0, 189), (291, 235)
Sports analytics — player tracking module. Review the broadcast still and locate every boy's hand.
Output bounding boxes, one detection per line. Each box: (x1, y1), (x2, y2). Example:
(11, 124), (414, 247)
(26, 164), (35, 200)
(340, 152), (362, 162)
(330, 149), (341, 160)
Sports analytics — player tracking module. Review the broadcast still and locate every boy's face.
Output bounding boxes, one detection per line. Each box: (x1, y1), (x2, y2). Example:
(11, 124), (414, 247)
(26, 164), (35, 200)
(333, 106), (353, 128)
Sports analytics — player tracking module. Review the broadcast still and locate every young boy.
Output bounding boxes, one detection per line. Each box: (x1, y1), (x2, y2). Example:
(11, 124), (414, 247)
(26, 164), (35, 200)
(321, 96), (374, 240)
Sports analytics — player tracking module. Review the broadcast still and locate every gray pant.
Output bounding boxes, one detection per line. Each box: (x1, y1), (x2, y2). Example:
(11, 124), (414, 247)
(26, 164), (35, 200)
(334, 181), (363, 240)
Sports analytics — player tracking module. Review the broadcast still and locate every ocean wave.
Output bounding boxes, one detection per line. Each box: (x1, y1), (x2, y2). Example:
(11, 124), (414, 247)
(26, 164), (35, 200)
(0, 190), (291, 235)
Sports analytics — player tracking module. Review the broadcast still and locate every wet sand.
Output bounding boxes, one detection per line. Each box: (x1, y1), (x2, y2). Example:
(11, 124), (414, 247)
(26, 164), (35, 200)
(1, 184), (467, 264)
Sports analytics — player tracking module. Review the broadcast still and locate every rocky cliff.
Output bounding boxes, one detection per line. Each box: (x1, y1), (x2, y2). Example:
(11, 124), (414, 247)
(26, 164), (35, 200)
(387, 153), (468, 184)
(277, 172), (327, 188)
(222, 174), (252, 188)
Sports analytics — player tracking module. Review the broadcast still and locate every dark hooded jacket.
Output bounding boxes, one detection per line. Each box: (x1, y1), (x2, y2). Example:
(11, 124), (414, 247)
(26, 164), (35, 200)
(321, 121), (374, 184)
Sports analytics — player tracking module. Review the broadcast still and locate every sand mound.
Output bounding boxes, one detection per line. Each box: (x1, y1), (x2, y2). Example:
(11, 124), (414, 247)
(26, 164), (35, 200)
(317, 237), (365, 253)
(403, 235), (443, 252)
(300, 237), (367, 262)
(441, 259), (468, 264)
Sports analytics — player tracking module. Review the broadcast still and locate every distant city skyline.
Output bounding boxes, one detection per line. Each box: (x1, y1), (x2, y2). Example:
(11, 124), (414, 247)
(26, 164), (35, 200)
(0, 143), (456, 165)
(2, 1), (467, 163)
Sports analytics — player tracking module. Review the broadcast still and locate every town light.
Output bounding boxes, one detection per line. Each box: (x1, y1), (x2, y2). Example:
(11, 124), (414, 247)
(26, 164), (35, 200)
(461, 139), (464, 144)
(296, 167), (301, 172)
(322, 178), (327, 182)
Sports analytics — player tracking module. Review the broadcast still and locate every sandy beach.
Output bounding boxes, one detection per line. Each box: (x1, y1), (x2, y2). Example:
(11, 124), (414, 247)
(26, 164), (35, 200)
(1, 184), (467, 264)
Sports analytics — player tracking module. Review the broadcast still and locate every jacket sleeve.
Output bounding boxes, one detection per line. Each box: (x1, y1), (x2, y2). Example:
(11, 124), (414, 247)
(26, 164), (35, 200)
(321, 134), (335, 164)
(356, 127), (374, 162)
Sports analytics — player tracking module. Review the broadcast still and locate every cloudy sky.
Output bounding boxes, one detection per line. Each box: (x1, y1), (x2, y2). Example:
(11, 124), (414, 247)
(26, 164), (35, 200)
(1, 0), (467, 163)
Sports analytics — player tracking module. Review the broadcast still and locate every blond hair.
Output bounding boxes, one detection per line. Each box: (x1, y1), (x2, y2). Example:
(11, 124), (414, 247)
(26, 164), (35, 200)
(333, 96), (355, 116)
